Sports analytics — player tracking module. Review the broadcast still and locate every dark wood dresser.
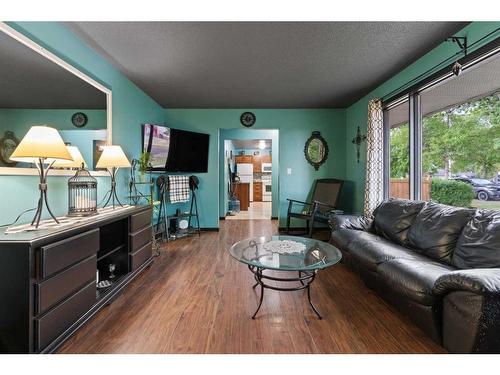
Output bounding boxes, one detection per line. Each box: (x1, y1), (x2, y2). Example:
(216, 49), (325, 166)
(0, 205), (153, 353)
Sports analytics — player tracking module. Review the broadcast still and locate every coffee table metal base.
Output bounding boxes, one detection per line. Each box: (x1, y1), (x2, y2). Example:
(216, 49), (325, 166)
(248, 265), (322, 319)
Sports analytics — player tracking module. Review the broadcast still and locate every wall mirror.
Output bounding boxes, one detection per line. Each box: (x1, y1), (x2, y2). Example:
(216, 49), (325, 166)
(304, 131), (328, 170)
(0, 22), (112, 176)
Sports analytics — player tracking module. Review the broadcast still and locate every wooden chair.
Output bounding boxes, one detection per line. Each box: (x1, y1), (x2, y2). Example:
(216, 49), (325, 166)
(286, 178), (343, 238)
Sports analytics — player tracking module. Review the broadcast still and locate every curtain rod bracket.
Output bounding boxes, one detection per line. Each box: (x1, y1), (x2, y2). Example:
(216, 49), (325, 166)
(446, 36), (468, 56)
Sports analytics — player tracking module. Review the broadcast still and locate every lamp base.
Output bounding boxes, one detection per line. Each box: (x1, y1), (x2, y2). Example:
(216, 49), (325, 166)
(102, 167), (124, 209)
(32, 158), (59, 228)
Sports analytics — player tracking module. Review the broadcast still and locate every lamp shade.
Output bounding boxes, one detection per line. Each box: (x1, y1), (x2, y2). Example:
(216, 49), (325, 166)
(52, 146), (87, 168)
(9, 126), (73, 163)
(96, 145), (131, 168)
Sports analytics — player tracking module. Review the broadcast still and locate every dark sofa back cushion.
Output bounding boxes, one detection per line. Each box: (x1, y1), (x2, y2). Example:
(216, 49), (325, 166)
(452, 210), (500, 269)
(407, 202), (475, 264)
(373, 198), (425, 246)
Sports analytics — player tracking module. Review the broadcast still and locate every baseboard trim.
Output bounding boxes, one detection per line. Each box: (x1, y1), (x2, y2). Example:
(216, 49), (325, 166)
(219, 217), (225, 220)
(271, 216), (279, 220)
(201, 227), (219, 232)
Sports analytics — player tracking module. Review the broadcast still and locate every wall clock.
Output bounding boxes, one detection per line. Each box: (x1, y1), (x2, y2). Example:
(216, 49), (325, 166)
(0, 131), (20, 166)
(240, 112), (256, 127)
(71, 112), (88, 128)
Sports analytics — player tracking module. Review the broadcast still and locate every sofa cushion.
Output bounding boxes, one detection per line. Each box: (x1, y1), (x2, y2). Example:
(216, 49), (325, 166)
(407, 202), (475, 264)
(345, 231), (428, 271)
(452, 210), (500, 269)
(377, 258), (455, 306)
(373, 198), (425, 246)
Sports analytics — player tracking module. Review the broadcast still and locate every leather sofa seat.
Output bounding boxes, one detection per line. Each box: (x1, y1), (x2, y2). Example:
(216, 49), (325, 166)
(343, 231), (428, 271)
(378, 258), (455, 305)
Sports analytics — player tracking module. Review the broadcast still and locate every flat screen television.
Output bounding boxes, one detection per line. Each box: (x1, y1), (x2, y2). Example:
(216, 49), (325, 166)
(142, 124), (209, 173)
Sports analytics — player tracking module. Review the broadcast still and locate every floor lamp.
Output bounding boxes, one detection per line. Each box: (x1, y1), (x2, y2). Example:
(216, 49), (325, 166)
(96, 145), (131, 209)
(9, 126), (73, 228)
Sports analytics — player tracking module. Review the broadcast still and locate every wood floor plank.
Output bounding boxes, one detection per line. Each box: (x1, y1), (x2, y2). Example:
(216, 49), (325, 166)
(58, 219), (446, 354)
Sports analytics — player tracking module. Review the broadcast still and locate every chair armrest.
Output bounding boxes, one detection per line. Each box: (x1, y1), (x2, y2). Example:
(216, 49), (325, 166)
(432, 269), (500, 296)
(286, 199), (312, 206)
(329, 214), (373, 232)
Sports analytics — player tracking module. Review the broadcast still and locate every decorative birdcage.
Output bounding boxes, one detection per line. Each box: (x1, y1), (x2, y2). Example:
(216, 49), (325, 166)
(68, 168), (98, 216)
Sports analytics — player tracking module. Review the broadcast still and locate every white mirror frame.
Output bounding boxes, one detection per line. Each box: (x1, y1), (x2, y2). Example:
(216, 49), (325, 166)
(0, 22), (112, 177)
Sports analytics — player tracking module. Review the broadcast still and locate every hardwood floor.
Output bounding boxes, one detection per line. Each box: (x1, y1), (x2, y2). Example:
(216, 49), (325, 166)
(58, 219), (446, 354)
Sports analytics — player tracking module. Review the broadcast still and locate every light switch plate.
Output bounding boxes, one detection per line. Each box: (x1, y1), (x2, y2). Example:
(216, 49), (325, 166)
(287, 168), (292, 175)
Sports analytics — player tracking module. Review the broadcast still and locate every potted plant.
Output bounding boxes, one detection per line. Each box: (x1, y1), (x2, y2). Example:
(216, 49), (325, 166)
(137, 152), (150, 182)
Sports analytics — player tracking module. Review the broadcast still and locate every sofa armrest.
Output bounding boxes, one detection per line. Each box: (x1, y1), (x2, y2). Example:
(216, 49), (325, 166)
(329, 214), (373, 232)
(433, 269), (500, 296)
(434, 270), (500, 353)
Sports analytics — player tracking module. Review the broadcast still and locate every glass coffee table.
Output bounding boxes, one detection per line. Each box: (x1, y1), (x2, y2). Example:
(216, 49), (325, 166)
(229, 235), (342, 319)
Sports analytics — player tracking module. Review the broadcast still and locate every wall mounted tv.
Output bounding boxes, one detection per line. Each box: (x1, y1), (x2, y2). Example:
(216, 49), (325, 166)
(142, 124), (209, 173)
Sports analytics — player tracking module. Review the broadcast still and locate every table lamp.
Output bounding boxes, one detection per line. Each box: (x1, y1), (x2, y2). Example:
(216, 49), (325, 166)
(52, 145), (87, 169)
(96, 145), (131, 208)
(9, 126), (73, 228)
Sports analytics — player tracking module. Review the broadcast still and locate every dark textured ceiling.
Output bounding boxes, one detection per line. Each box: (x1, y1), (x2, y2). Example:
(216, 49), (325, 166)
(66, 22), (469, 108)
(0, 30), (106, 109)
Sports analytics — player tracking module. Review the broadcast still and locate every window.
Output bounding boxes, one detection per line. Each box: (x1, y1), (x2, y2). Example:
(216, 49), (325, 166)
(383, 44), (500, 210)
(385, 100), (410, 199)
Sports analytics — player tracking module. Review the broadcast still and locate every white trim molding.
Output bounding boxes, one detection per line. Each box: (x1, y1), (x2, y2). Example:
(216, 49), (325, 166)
(0, 167), (109, 177)
(0, 22), (113, 175)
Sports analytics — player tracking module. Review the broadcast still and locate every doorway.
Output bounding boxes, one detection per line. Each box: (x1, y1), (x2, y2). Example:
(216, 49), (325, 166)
(219, 129), (279, 221)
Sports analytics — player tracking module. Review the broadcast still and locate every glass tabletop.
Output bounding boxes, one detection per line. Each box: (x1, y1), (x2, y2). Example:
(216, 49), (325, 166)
(229, 235), (342, 271)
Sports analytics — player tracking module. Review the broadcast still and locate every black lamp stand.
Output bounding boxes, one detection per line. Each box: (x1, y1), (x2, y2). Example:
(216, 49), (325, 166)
(32, 157), (59, 228)
(103, 167), (123, 209)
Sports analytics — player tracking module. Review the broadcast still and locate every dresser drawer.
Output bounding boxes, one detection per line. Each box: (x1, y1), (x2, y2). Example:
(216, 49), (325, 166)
(130, 226), (152, 252)
(36, 256), (96, 315)
(36, 281), (96, 351)
(130, 242), (153, 271)
(130, 208), (152, 233)
(40, 229), (99, 278)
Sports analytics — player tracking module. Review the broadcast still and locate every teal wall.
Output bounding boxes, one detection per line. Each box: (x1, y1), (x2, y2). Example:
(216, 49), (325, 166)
(163, 109), (346, 228)
(0, 22), (164, 225)
(345, 22), (500, 213)
(221, 129), (279, 219)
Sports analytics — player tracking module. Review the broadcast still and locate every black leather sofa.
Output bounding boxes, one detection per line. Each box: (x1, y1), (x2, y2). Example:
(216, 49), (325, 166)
(329, 198), (500, 353)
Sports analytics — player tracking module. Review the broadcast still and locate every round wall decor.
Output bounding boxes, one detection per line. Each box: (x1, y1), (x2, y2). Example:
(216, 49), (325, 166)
(240, 112), (256, 127)
(71, 112), (88, 128)
(0, 131), (20, 166)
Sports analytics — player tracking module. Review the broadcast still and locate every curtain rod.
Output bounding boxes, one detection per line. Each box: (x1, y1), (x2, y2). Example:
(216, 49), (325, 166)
(381, 27), (500, 103)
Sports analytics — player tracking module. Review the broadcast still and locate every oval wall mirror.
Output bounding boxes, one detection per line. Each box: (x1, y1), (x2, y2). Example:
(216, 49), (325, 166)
(304, 131), (328, 170)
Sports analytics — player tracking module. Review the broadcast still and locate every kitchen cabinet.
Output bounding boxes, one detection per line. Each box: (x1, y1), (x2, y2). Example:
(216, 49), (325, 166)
(234, 182), (250, 210)
(252, 155), (262, 173)
(261, 155), (272, 163)
(235, 155), (253, 164)
(253, 181), (263, 202)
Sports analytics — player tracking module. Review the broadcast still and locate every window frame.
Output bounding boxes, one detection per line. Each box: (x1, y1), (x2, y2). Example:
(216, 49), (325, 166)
(382, 38), (500, 201)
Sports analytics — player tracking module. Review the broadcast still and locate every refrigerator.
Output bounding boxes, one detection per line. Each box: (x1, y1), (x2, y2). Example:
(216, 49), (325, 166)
(237, 163), (253, 201)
